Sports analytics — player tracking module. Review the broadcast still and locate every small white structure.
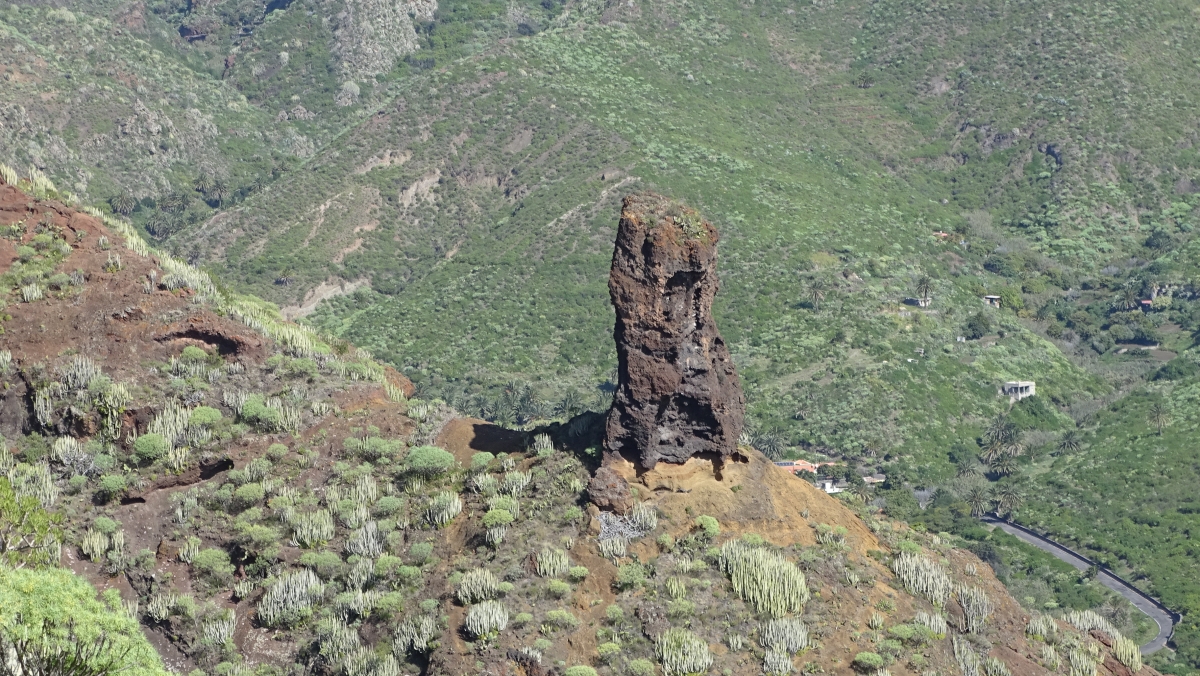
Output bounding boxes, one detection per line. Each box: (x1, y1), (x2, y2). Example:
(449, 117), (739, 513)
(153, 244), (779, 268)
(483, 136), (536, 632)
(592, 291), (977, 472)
(1002, 380), (1036, 401)
(983, 295), (1002, 308)
(819, 479), (844, 494)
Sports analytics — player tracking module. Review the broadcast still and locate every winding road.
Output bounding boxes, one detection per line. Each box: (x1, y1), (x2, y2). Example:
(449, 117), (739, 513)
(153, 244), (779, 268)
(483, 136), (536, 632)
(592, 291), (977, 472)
(980, 516), (1179, 655)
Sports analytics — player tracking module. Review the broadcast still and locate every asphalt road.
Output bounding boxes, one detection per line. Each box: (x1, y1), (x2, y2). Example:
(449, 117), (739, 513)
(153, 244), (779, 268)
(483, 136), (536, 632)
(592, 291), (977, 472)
(980, 516), (1176, 655)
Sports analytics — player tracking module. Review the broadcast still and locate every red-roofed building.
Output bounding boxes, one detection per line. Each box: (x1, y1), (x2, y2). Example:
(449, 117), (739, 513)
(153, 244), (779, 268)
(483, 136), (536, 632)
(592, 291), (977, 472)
(774, 460), (837, 475)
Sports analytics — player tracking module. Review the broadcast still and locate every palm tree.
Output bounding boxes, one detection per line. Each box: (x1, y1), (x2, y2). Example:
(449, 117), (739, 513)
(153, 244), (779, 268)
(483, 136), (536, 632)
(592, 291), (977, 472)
(916, 276), (934, 305)
(984, 414), (1017, 446)
(193, 173), (214, 194)
(956, 460), (983, 479)
(109, 193), (136, 216)
(989, 455), (1018, 477)
(806, 277), (829, 311)
(1148, 402), (1172, 436)
(1056, 430), (1082, 455)
(964, 484), (993, 517)
(208, 180), (229, 206)
(995, 485), (1024, 517)
(159, 193), (187, 214)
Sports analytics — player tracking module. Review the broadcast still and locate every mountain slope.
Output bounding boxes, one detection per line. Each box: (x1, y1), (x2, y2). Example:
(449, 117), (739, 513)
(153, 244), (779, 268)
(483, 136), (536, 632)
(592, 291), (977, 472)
(0, 174), (1155, 676)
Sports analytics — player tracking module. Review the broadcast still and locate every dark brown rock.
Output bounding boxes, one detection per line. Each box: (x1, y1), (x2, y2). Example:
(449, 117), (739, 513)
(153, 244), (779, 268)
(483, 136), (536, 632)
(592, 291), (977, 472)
(603, 192), (745, 469)
(587, 465), (634, 514)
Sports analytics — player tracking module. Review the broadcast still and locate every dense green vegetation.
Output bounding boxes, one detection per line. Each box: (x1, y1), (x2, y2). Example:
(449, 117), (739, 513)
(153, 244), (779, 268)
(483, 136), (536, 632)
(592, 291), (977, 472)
(0, 567), (169, 676)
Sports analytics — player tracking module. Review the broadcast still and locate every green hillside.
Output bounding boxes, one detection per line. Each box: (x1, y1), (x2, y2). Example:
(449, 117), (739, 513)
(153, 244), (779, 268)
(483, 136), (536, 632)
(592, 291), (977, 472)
(4, 0), (1200, 669)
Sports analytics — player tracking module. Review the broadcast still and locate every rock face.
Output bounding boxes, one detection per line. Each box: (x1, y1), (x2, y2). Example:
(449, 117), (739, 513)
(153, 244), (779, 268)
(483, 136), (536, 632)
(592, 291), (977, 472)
(603, 192), (745, 469)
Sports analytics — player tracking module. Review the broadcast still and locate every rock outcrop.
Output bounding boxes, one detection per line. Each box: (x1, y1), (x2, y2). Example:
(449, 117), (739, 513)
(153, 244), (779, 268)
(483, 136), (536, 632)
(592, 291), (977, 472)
(603, 192), (745, 469)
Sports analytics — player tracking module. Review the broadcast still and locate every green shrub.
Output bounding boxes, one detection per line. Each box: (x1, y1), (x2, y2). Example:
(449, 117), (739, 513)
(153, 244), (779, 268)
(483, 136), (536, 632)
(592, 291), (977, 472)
(180, 346), (209, 362)
(695, 515), (720, 538)
(483, 508), (514, 528)
(133, 433), (168, 464)
(564, 668), (597, 676)
(239, 395), (281, 430)
(265, 443), (289, 460)
(375, 495), (404, 516)
(667, 599), (695, 618)
(0, 567), (169, 676)
(563, 506), (583, 522)
(854, 652), (886, 670)
(189, 406), (222, 427)
(233, 483), (265, 508)
(598, 642), (621, 664)
(396, 566), (422, 585)
(92, 516), (119, 535)
(286, 358), (318, 380)
(568, 566), (589, 582)
(409, 541), (434, 564)
(627, 659), (655, 676)
(605, 605), (625, 623)
(616, 564), (646, 591)
(405, 446), (456, 476)
(374, 591), (405, 620)
(470, 452), (495, 472)
(191, 548), (234, 584)
(513, 612), (534, 626)
(545, 609), (580, 630)
(547, 579), (571, 599)
(96, 474), (126, 502)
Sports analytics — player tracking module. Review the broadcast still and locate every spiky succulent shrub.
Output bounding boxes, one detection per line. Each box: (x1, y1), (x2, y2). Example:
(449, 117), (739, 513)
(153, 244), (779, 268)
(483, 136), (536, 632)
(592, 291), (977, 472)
(472, 474), (499, 496)
(1063, 610), (1120, 638)
(291, 510), (335, 548)
(532, 433), (555, 456)
(425, 492), (462, 528)
(1112, 637), (1142, 672)
(915, 611), (948, 638)
(79, 528), (108, 562)
(890, 552), (952, 607)
(630, 501), (658, 532)
(1068, 648), (1096, 676)
(8, 462), (58, 508)
(464, 600), (508, 640)
(178, 537), (200, 563)
(1025, 614), (1058, 642)
(456, 568), (500, 605)
(956, 585), (994, 633)
(953, 636), (981, 676)
(599, 536), (629, 559)
(394, 615), (439, 654)
(983, 656), (1011, 676)
(258, 569), (325, 627)
(483, 508), (514, 545)
(656, 627), (713, 676)
(1041, 644), (1060, 670)
(867, 612), (885, 631)
(145, 594), (177, 622)
(201, 610), (236, 645)
(537, 546), (570, 578)
(487, 494), (520, 519)
(760, 618), (809, 654)
(345, 521), (384, 558)
(317, 619), (360, 664)
(501, 470), (532, 496)
(763, 650), (794, 675)
(718, 540), (809, 619)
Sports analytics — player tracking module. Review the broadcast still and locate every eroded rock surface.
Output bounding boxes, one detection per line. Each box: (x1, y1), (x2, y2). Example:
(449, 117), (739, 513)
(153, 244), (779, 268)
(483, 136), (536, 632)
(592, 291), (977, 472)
(603, 192), (745, 469)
